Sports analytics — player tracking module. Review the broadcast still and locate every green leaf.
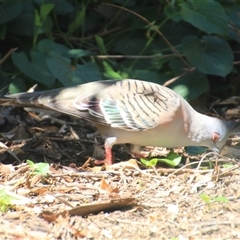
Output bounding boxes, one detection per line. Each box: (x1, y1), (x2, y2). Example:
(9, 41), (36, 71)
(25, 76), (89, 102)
(12, 51), (56, 87)
(38, 39), (92, 59)
(182, 36), (233, 77)
(8, 78), (27, 94)
(172, 74), (209, 100)
(0, 1), (22, 24)
(38, 39), (69, 54)
(157, 152), (182, 167)
(200, 193), (229, 204)
(164, 4), (182, 22)
(180, 1), (228, 36)
(27, 160), (49, 175)
(0, 190), (12, 206)
(168, 61), (209, 100)
(222, 163), (234, 168)
(225, 4), (240, 43)
(212, 196), (229, 203)
(35, 16), (53, 36)
(141, 152), (181, 168)
(95, 35), (107, 55)
(46, 52), (101, 86)
(40, 3), (54, 20)
(26, 160), (35, 168)
(68, 49), (93, 58)
(200, 193), (211, 203)
(68, 5), (86, 33)
(34, 0), (74, 14)
(140, 158), (158, 168)
(0, 190), (15, 212)
(33, 163), (49, 175)
(34, 9), (41, 26)
(103, 61), (123, 79)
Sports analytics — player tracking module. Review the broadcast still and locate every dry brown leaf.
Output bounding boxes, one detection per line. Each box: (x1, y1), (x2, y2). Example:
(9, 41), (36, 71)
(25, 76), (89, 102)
(128, 205), (144, 213)
(27, 111), (42, 121)
(73, 229), (87, 238)
(41, 126), (59, 133)
(100, 177), (111, 192)
(55, 212), (70, 225)
(0, 163), (14, 174)
(41, 211), (57, 222)
(25, 174), (32, 189)
(26, 174), (44, 188)
(148, 214), (158, 222)
(90, 165), (105, 172)
(106, 159), (140, 170)
(100, 178), (120, 197)
(59, 197), (137, 217)
(30, 187), (49, 195)
(111, 188), (120, 194)
(63, 176), (74, 183)
(49, 165), (62, 174)
(55, 214), (88, 238)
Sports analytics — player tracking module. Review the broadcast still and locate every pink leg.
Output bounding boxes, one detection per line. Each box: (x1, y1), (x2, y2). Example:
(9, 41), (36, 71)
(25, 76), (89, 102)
(94, 137), (116, 165)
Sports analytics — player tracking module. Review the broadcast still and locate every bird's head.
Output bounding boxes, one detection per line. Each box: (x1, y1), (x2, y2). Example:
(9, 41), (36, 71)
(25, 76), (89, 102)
(209, 118), (240, 152)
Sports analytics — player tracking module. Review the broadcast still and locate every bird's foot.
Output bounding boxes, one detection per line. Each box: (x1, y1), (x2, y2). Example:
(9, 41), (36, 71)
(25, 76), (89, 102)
(94, 145), (113, 165)
(94, 159), (106, 165)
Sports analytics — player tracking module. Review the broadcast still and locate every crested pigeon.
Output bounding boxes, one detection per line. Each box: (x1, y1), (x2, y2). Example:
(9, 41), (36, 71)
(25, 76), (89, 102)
(1, 79), (239, 165)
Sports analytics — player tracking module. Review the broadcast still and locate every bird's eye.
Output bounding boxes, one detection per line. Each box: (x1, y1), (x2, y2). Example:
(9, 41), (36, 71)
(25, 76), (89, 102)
(212, 132), (220, 142)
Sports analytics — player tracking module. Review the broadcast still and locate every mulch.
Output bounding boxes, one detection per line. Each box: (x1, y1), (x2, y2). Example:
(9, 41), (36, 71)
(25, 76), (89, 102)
(1, 106), (240, 239)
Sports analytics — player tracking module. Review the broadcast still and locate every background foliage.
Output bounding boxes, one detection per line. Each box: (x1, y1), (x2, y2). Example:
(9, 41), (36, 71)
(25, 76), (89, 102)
(0, 0), (240, 101)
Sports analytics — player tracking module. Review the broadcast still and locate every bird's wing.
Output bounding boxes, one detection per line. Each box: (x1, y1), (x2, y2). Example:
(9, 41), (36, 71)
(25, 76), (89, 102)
(73, 79), (182, 131)
(2, 79), (182, 131)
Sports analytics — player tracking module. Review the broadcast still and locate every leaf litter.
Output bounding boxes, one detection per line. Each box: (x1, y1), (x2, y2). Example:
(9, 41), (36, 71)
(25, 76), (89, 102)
(0, 107), (240, 239)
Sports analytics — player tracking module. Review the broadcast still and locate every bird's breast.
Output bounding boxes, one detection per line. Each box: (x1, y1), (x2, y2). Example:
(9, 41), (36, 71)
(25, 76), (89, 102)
(95, 120), (193, 148)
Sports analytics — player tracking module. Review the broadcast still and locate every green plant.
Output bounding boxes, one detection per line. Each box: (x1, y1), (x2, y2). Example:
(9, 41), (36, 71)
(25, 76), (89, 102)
(27, 160), (49, 175)
(140, 152), (181, 168)
(0, 190), (16, 212)
(200, 193), (229, 209)
(0, 0), (239, 100)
